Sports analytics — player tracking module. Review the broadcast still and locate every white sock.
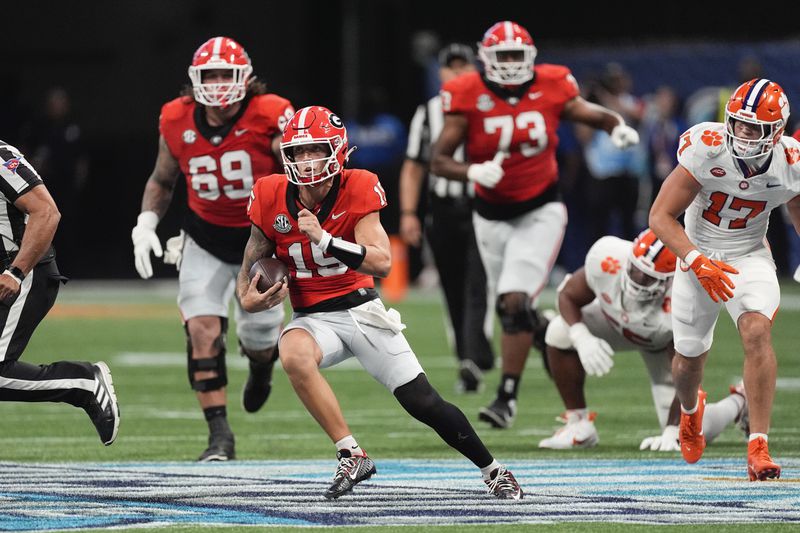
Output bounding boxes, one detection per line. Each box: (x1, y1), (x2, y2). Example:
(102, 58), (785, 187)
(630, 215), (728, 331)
(566, 408), (588, 419)
(480, 459), (502, 481)
(335, 435), (364, 456)
(749, 433), (768, 443)
(681, 397), (699, 415)
(702, 394), (744, 442)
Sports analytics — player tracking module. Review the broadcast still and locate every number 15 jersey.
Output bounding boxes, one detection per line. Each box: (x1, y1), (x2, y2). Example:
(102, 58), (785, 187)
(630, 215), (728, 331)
(248, 170), (388, 310)
(441, 65), (579, 206)
(677, 122), (800, 260)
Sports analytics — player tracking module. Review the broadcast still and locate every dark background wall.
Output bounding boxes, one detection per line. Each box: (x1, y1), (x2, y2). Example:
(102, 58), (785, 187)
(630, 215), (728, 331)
(2, 1), (800, 278)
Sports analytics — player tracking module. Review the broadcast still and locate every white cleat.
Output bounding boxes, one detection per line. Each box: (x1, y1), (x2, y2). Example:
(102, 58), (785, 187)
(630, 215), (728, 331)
(538, 411), (599, 449)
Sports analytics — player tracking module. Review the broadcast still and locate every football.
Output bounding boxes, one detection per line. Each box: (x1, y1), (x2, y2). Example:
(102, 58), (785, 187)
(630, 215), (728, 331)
(248, 257), (289, 293)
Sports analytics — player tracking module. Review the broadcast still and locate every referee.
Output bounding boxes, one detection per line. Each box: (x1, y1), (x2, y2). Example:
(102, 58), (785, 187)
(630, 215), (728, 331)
(0, 141), (119, 445)
(399, 44), (494, 393)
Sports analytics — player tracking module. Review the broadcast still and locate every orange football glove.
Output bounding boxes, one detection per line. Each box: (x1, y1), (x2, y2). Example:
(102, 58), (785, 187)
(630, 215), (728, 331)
(687, 251), (738, 302)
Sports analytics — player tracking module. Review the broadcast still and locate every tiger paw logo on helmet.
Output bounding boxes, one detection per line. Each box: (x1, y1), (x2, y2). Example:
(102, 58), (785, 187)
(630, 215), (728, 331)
(601, 257), (621, 274)
(701, 130), (723, 147)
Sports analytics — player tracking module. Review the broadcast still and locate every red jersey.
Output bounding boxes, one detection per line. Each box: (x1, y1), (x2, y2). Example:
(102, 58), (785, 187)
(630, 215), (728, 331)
(248, 169), (388, 310)
(159, 94), (294, 227)
(441, 65), (579, 205)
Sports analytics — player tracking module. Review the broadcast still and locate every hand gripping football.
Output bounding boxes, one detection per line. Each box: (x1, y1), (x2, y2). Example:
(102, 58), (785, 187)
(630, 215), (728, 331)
(248, 257), (289, 293)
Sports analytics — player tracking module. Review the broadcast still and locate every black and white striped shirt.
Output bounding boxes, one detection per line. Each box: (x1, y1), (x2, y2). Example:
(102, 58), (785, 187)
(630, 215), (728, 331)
(0, 141), (44, 258)
(406, 95), (473, 200)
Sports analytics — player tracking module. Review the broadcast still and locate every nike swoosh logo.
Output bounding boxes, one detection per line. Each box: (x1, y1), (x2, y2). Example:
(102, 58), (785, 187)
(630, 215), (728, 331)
(332, 211), (346, 220)
(528, 91), (544, 100)
(766, 182), (781, 188)
(234, 129), (248, 136)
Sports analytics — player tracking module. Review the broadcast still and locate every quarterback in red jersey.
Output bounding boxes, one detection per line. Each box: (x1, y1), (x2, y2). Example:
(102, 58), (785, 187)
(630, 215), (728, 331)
(238, 106), (523, 500)
(131, 36), (294, 462)
(432, 21), (640, 429)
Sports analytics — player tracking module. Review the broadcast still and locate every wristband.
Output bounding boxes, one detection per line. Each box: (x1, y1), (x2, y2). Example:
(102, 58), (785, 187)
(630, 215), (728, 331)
(318, 230), (333, 253)
(684, 249), (701, 266)
(3, 267), (23, 285)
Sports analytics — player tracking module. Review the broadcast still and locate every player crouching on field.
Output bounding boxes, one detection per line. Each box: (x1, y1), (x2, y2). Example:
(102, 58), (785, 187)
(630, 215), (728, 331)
(237, 106), (523, 500)
(539, 229), (748, 451)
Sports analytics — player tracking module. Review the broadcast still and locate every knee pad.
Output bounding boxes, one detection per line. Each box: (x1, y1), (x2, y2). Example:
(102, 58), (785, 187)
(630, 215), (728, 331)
(393, 373), (443, 419)
(186, 317), (229, 392)
(496, 292), (536, 334)
(674, 337), (709, 358)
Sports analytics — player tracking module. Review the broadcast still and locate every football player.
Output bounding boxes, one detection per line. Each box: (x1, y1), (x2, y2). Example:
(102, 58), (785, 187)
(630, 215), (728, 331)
(238, 106), (523, 500)
(650, 78), (800, 480)
(538, 229), (748, 451)
(131, 37), (294, 461)
(431, 21), (640, 429)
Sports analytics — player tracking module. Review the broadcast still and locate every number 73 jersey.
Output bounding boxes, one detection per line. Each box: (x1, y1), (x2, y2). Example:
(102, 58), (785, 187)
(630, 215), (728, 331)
(248, 169), (388, 310)
(441, 65), (579, 204)
(677, 122), (800, 260)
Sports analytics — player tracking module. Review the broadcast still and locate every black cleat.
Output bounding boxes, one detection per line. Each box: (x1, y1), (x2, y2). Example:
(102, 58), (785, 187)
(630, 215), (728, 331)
(478, 397), (517, 429)
(324, 449), (376, 499)
(85, 362), (120, 446)
(198, 432), (235, 462)
(242, 358), (276, 413)
(485, 466), (523, 500)
(455, 360), (484, 394)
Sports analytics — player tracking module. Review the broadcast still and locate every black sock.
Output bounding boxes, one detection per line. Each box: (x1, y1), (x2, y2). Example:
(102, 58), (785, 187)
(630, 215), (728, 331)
(204, 406), (231, 435)
(497, 374), (520, 402)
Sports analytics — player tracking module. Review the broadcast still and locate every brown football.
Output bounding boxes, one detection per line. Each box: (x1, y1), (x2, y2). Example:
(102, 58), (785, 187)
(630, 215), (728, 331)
(248, 257), (289, 293)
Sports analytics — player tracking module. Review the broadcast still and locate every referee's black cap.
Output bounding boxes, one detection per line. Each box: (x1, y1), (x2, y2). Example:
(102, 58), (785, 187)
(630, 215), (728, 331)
(438, 43), (476, 68)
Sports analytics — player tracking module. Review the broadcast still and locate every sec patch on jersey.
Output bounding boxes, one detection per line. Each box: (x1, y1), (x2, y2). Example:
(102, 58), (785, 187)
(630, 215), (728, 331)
(249, 257), (289, 292)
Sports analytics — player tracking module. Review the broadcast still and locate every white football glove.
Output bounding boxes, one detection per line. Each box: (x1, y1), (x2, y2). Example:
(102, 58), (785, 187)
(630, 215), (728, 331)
(639, 424), (680, 452)
(568, 322), (614, 376)
(610, 123), (640, 149)
(466, 152), (506, 189)
(131, 211), (162, 279)
(163, 230), (185, 271)
(794, 264), (800, 283)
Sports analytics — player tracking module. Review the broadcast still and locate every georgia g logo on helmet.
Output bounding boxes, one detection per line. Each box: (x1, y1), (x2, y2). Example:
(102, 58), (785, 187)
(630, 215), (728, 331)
(280, 106), (354, 186)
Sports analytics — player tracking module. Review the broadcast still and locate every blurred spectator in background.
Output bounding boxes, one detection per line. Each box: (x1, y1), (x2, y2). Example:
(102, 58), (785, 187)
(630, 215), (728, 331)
(576, 63), (647, 243)
(19, 87), (89, 274)
(642, 86), (687, 203)
(399, 43), (494, 393)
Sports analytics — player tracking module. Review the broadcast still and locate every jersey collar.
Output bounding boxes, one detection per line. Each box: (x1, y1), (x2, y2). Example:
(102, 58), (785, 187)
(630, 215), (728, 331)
(735, 152), (773, 179)
(286, 174), (342, 223)
(480, 73), (535, 104)
(193, 94), (251, 145)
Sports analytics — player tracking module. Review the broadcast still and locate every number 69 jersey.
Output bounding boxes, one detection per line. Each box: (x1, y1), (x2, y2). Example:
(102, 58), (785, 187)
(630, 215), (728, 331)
(160, 94), (294, 227)
(583, 236), (673, 352)
(441, 65), (579, 205)
(248, 169), (388, 310)
(678, 122), (800, 260)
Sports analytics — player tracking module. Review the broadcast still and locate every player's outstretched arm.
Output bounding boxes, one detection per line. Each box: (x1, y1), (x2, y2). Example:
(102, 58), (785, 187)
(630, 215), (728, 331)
(557, 268), (596, 326)
(430, 114), (470, 180)
(141, 135), (181, 217)
(562, 96), (639, 149)
(649, 164), (702, 261)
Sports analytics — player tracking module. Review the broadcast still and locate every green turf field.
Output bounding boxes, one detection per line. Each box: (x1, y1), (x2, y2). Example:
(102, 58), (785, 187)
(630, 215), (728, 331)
(3, 280), (800, 531)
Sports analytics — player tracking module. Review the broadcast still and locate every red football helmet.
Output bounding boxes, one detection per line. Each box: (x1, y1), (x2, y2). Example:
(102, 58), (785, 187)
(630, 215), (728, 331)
(621, 229), (677, 302)
(187, 36), (253, 108)
(725, 78), (790, 160)
(280, 106), (352, 186)
(478, 21), (537, 85)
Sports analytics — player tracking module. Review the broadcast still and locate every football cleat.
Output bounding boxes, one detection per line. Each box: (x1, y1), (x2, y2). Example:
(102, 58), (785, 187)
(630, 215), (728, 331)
(538, 411), (599, 449)
(455, 360), (484, 394)
(747, 436), (781, 481)
(324, 449), (376, 499)
(198, 431), (235, 462)
(729, 380), (750, 437)
(679, 389), (707, 464)
(242, 358), (276, 413)
(485, 466), (523, 500)
(479, 398), (517, 429)
(85, 362), (120, 446)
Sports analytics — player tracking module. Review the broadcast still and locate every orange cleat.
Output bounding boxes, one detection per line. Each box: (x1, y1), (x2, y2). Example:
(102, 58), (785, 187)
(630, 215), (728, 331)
(679, 389), (707, 464)
(747, 437), (781, 481)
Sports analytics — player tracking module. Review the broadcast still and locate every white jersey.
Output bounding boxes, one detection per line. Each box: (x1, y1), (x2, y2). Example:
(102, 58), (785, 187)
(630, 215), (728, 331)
(584, 236), (673, 351)
(677, 122), (800, 260)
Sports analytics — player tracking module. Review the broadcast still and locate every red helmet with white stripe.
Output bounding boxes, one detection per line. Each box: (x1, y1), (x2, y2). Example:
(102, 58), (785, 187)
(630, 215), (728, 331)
(280, 106), (351, 186)
(478, 21), (537, 85)
(725, 78), (790, 160)
(188, 36), (253, 108)
(621, 229), (676, 301)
